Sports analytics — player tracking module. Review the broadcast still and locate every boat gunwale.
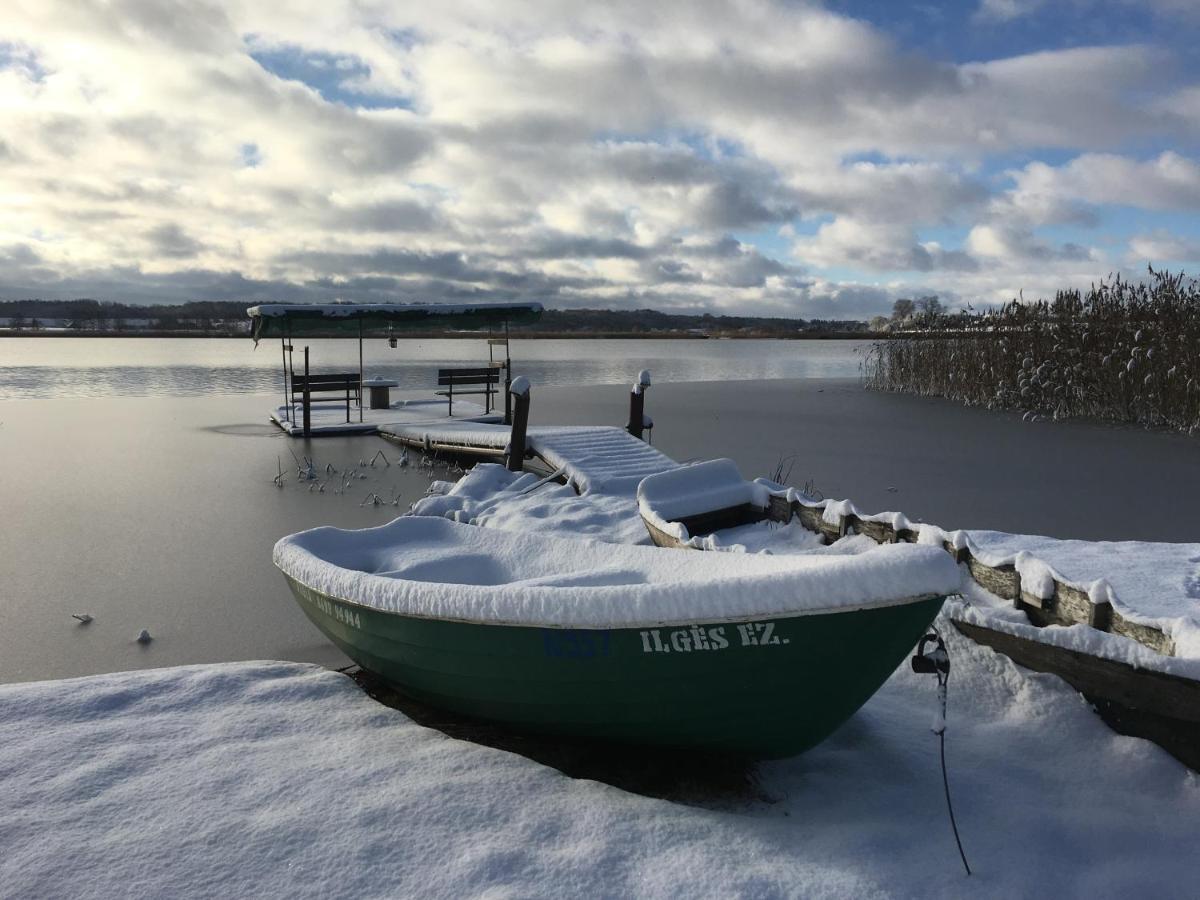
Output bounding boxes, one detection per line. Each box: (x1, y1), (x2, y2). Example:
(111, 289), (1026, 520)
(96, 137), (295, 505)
(278, 564), (949, 631)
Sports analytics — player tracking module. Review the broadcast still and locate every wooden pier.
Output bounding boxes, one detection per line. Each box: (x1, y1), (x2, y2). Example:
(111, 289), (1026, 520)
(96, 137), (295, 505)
(379, 422), (678, 495)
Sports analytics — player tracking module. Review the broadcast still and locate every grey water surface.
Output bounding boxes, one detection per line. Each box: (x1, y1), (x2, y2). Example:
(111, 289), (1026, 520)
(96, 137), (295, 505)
(0, 337), (871, 399)
(1, 339), (1197, 683)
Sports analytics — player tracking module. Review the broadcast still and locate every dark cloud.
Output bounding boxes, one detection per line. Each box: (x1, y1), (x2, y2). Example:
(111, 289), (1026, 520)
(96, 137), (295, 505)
(644, 259), (701, 284)
(910, 245), (979, 272)
(524, 235), (650, 260)
(330, 199), (440, 232)
(0, 243), (44, 266)
(694, 180), (800, 229)
(598, 143), (711, 185)
(145, 223), (205, 258)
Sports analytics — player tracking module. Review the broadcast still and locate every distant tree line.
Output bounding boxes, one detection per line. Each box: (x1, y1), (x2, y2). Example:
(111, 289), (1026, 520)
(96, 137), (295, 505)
(867, 295), (944, 332)
(0, 299), (870, 337)
(0, 299), (250, 333)
(531, 308), (866, 335)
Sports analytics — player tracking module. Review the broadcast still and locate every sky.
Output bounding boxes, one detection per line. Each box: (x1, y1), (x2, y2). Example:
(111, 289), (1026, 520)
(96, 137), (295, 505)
(1, 0), (1198, 319)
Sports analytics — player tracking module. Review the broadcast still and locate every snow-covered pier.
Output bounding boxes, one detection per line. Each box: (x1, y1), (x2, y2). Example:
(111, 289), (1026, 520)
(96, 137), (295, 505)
(380, 422), (679, 495)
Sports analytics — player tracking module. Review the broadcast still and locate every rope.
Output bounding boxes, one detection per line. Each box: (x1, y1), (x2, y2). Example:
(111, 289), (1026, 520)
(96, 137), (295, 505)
(936, 669), (971, 876)
(913, 630), (972, 876)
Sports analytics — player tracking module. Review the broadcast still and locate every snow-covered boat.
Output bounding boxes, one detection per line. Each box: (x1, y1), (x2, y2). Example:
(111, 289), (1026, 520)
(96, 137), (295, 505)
(637, 458), (795, 550)
(274, 517), (958, 758)
(638, 459), (1200, 770)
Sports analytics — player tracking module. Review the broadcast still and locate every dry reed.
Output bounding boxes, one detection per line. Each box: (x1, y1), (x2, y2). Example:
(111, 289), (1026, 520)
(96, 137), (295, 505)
(864, 269), (1200, 434)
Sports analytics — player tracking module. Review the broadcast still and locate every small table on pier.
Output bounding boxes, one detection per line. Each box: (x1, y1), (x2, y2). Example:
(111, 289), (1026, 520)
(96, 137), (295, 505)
(364, 377), (400, 410)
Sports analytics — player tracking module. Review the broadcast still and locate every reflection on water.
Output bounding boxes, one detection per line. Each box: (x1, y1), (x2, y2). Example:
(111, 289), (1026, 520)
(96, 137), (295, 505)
(204, 423), (290, 437)
(0, 337), (870, 399)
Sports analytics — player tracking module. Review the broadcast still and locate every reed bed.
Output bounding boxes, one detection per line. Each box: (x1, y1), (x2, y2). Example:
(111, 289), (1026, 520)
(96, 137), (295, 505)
(864, 270), (1200, 434)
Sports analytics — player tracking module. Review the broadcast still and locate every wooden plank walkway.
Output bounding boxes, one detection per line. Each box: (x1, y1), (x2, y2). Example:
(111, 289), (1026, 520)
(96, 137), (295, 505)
(269, 399), (499, 436)
(378, 422), (679, 495)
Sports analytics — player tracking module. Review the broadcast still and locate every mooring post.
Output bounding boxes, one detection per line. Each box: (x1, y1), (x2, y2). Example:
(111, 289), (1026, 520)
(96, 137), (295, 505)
(507, 376), (531, 472)
(626, 369), (652, 440)
(302, 345), (311, 438)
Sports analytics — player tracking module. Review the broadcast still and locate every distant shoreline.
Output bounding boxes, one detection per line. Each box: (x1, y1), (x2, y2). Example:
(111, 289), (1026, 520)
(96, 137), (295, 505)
(0, 330), (874, 341)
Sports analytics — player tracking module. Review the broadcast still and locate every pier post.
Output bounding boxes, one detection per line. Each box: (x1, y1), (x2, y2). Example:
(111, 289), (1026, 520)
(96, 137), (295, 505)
(626, 370), (652, 440)
(507, 376), (531, 472)
(302, 346), (311, 438)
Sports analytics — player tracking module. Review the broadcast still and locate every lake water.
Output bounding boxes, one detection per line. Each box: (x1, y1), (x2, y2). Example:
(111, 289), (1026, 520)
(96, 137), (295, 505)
(2, 338), (1197, 684)
(0, 337), (872, 399)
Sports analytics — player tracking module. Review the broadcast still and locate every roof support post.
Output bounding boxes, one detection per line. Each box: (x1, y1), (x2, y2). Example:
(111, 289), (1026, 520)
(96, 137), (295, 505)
(302, 346), (311, 438)
(280, 337), (288, 422)
(503, 319), (512, 425)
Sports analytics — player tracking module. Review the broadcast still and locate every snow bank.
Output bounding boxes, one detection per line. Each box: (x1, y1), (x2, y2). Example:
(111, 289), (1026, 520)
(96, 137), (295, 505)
(4, 650), (1198, 899)
(275, 517), (961, 627)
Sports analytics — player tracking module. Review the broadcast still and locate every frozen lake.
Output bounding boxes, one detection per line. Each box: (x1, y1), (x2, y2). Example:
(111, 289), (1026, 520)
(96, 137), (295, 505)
(2, 373), (1198, 683)
(0, 336), (871, 399)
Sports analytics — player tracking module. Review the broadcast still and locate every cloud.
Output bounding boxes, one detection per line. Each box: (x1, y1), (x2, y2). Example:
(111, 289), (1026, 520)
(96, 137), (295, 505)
(966, 223), (1093, 263)
(974, 0), (1045, 22)
(975, 0), (1200, 22)
(145, 223), (205, 258)
(1129, 232), (1200, 263)
(793, 219), (979, 272)
(1003, 152), (1200, 222)
(0, 0), (1196, 316)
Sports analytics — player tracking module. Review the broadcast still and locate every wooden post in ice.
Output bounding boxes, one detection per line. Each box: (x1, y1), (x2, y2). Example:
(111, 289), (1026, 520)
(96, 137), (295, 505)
(302, 346), (312, 438)
(507, 376), (531, 472)
(627, 370), (651, 440)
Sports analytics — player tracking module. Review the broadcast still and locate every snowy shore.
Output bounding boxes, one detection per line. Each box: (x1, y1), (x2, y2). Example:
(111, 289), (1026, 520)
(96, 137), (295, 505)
(3, 650), (1196, 899)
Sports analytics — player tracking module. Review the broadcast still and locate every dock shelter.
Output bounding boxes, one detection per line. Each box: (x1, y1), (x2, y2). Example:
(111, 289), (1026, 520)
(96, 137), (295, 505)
(247, 301), (543, 435)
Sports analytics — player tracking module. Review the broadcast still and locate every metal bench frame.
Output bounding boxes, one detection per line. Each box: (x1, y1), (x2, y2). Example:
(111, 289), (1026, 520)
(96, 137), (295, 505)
(292, 372), (362, 425)
(437, 367), (501, 416)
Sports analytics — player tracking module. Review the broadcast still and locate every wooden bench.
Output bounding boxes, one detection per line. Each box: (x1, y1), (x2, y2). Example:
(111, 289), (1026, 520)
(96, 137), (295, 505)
(437, 367), (500, 416)
(292, 372), (362, 424)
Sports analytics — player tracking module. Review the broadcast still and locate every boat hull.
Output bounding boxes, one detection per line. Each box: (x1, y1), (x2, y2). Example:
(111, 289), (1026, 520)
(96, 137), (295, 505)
(284, 574), (945, 759)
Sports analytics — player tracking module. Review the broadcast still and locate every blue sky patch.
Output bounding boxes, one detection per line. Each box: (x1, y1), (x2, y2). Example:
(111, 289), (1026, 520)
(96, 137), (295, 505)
(248, 43), (411, 110)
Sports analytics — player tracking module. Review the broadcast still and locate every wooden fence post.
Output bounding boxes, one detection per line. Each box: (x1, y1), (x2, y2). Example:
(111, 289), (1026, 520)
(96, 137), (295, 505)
(507, 376), (531, 472)
(627, 370), (651, 440)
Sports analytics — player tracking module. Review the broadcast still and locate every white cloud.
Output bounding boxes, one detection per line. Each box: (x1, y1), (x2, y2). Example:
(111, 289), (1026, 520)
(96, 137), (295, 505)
(0, 0), (1195, 317)
(975, 0), (1045, 22)
(1004, 152), (1200, 221)
(975, 0), (1200, 23)
(793, 219), (978, 273)
(1129, 232), (1200, 262)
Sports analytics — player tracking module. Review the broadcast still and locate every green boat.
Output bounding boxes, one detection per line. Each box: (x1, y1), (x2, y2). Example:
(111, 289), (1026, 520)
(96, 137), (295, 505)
(276, 517), (958, 759)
